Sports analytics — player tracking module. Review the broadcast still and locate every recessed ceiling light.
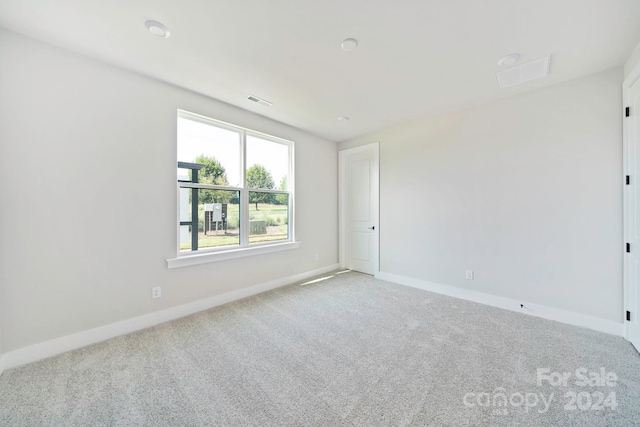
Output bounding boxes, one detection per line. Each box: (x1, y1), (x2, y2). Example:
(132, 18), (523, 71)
(497, 53), (520, 66)
(145, 20), (170, 38)
(341, 38), (358, 51)
(338, 116), (350, 121)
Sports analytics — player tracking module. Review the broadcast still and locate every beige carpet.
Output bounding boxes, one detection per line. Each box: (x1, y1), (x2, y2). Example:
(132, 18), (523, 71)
(0, 271), (639, 426)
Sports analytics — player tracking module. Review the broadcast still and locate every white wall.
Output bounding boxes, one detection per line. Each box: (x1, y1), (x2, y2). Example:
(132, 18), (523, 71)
(625, 39), (640, 79)
(0, 29), (338, 354)
(340, 68), (623, 323)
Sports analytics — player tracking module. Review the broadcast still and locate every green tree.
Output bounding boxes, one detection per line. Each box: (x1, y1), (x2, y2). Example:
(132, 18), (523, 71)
(275, 175), (288, 205)
(190, 155), (231, 204)
(247, 164), (275, 210)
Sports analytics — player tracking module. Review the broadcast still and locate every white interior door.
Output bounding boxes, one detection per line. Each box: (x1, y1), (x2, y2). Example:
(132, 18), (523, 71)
(339, 143), (379, 275)
(626, 75), (640, 353)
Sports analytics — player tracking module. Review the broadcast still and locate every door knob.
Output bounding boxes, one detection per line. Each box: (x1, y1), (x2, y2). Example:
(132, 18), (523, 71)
(368, 226), (375, 230)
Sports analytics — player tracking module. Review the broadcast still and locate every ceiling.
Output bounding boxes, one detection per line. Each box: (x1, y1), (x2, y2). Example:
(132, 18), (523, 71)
(2, 0), (640, 142)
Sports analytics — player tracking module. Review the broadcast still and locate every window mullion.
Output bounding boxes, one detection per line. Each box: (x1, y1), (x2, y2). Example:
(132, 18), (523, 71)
(240, 130), (249, 247)
(179, 183), (242, 192)
(289, 142), (294, 242)
(243, 188), (290, 195)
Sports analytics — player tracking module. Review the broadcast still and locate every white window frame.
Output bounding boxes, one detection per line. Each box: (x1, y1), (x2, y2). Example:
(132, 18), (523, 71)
(167, 110), (297, 268)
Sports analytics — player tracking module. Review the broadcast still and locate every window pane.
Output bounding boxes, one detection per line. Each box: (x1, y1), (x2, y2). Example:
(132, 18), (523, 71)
(179, 187), (190, 222)
(177, 167), (191, 182)
(249, 192), (289, 244)
(179, 225), (191, 251)
(246, 135), (289, 191)
(179, 188), (240, 251)
(177, 116), (241, 187)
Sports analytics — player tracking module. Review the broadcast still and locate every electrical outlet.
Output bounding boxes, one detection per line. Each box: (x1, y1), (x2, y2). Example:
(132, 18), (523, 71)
(465, 270), (474, 280)
(315, 253), (319, 261)
(152, 287), (162, 299)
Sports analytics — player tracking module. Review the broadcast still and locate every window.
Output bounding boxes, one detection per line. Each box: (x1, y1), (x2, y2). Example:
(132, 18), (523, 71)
(174, 110), (294, 264)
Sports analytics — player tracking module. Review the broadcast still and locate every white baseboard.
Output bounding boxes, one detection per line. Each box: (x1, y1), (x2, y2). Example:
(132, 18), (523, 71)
(1, 263), (341, 372)
(376, 271), (624, 336)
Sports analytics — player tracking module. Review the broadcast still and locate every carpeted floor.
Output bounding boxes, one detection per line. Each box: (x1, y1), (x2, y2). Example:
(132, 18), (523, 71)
(0, 271), (639, 426)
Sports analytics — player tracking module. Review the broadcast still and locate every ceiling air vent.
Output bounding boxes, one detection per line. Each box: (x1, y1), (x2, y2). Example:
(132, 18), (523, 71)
(247, 95), (273, 107)
(496, 55), (551, 89)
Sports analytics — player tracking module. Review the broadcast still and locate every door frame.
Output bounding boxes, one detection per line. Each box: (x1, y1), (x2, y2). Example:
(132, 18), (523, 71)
(623, 62), (640, 343)
(339, 142), (380, 276)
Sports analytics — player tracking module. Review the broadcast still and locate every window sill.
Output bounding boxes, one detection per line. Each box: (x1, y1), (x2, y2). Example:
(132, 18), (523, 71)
(166, 241), (301, 269)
